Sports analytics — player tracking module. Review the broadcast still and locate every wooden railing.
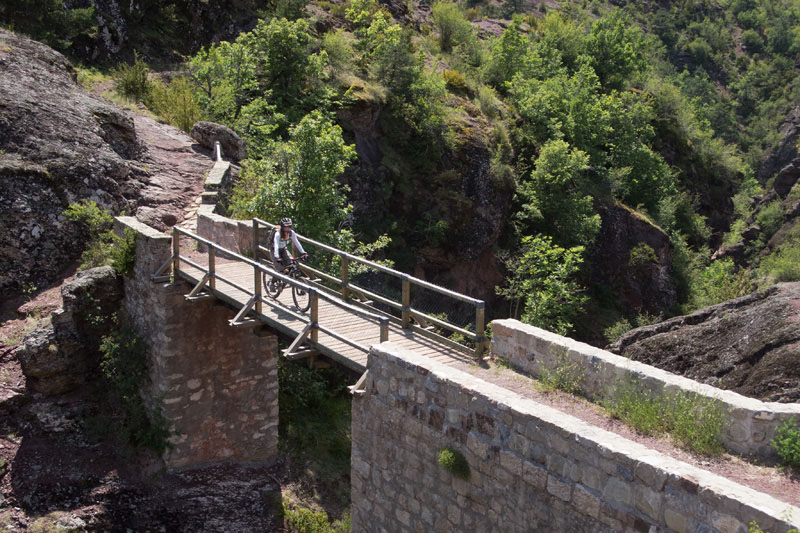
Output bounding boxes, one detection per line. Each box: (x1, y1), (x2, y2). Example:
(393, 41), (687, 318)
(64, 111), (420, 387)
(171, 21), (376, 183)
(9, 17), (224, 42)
(252, 218), (487, 357)
(161, 227), (389, 356)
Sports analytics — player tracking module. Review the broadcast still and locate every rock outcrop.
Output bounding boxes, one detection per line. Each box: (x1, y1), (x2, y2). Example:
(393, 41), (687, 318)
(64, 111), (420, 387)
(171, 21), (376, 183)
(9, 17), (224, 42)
(0, 29), (210, 297)
(15, 266), (123, 396)
(589, 203), (676, 316)
(608, 282), (800, 403)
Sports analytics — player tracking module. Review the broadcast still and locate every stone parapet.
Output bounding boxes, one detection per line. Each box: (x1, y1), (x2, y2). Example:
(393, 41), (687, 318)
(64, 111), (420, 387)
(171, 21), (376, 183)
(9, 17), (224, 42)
(351, 342), (800, 532)
(490, 319), (800, 460)
(196, 206), (254, 258)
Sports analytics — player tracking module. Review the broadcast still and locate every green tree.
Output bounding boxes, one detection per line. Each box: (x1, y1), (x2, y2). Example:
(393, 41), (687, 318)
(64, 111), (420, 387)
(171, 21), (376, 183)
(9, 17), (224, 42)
(232, 111), (356, 242)
(497, 235), (587, 335)
(516, 139), (600, 248)
(484, 19), (529, 90)
(239, 17), (329, 123)
(584, 10), (646, 90)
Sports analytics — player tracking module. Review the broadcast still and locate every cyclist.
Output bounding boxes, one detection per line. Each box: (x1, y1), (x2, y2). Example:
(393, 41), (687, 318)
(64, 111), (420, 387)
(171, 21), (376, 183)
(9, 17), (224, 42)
(272, 217), (308, 272)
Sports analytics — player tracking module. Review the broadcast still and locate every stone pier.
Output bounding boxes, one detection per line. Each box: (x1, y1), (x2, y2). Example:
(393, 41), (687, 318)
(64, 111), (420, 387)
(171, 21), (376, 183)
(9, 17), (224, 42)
(115, 217), (278, 468)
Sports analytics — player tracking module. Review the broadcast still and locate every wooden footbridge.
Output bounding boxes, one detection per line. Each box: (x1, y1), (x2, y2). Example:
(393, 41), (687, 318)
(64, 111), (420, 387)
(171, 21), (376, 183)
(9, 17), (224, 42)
(152, 218), (487, 377)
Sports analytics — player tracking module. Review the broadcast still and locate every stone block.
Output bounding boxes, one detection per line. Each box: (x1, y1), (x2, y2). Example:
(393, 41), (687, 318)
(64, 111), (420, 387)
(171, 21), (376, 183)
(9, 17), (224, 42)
(546, 475), (572, 502)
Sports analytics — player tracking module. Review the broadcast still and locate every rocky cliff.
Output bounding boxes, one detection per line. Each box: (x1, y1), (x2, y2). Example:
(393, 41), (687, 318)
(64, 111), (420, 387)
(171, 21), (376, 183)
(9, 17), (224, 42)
(608, 282), (800, 403)
(0, 29), (210, 297)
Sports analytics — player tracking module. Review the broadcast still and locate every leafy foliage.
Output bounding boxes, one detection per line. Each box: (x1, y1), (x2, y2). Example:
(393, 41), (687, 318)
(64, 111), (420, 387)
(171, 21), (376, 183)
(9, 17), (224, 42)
(497, 235), (586, 335)
(758, 238), (800, 283)
(771, 417), (800, 468)
(231, 110), (356, 241)
(690, 258), (753, 310)
(63, 201), (136, 276)
(437, 448), (470, 479)
(282, 501), (350, 533)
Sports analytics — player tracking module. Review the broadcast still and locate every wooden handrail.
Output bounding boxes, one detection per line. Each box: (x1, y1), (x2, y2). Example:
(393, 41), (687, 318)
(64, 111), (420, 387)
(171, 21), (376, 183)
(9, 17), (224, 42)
(252, 218), (487, 356)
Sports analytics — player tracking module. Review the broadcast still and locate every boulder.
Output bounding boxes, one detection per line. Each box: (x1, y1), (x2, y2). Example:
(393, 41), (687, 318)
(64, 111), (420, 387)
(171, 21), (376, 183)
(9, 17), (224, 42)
(608, 282), (800, 403)
(15, 266), (123, 396)
(191, 122), (247, 162)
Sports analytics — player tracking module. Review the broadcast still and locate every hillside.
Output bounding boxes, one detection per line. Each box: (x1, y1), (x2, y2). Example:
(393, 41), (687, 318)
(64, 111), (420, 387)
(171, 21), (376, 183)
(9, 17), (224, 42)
(3, 0), (800, 366)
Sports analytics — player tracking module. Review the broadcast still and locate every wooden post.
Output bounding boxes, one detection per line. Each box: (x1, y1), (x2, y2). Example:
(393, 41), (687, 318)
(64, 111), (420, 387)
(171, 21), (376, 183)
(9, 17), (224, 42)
(379, 318), (389, 343)
(254, 264), (262, 315)
(252, 219), (259, 261)
(401, 275), (411, 328)
(208, 246), (216, 290)
(474, 301), (485, 358)
(341, 256), (350, 300)
(172, 227), (180, 277)
(310, 290), (319, 344)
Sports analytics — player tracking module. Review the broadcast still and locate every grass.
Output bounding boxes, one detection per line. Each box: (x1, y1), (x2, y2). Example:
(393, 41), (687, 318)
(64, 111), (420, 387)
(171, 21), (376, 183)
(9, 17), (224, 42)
(604, 378), (727, 456)
(0, 311), (45, 348)
(537, 350), (585, 395)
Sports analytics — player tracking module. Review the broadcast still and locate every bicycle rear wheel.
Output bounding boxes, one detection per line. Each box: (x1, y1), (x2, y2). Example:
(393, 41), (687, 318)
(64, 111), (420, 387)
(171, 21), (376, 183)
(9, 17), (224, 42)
(292, 278), (311, 312)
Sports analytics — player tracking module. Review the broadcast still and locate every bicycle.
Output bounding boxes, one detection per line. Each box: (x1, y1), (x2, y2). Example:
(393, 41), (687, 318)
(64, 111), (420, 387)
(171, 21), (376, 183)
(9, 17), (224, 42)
(263, 257), (311, 312)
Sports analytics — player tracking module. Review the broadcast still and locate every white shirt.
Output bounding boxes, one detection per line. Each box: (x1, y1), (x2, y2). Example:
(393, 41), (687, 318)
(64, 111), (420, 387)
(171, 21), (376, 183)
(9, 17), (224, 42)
(273, 228), (306, 259)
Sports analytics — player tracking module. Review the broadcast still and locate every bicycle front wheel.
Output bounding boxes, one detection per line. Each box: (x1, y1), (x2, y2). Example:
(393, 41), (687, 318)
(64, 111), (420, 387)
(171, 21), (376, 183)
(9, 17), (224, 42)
(263, 270), (283, 299)
(292, 281), (311, 312)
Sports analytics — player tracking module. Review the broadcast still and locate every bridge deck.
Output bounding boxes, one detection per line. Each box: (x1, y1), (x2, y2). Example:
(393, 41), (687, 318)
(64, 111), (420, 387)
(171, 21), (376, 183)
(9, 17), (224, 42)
(177, 260), (475, 372)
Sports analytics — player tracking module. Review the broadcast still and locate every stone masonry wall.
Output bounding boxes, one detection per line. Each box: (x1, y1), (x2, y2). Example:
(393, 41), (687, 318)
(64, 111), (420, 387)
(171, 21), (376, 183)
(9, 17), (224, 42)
(491, 319), (800, 460)
(115, 216), (278, 469)
(196, 204), (254, 258)
(352, 342), (800, 533)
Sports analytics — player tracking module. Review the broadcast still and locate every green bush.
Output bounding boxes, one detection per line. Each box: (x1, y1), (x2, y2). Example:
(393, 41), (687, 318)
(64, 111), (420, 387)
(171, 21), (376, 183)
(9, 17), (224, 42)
(629, 243), (658, 269)
(756, 200), (785, 239)
(63, 200), (136, 276)
(148, 76), (202, 132)
(282, 500), (350, 533)
(759, 239), (800, 282)
(771, 417), (800, 468)
(442, 69), (468, 92)
(438, 447), (470, 479)
(689, 258), (752, 310)
(112, 52), (152, 102)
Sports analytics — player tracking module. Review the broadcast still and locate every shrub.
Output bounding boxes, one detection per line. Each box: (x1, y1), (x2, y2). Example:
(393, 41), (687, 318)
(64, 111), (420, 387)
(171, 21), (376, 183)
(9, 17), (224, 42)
(63, 200), (137, 276)
(148, 76), (202, 132)
(756, 200), (785, 239)
(629, 243), (658, 269)
(438, 447), (470, 479)
(771, 417), (800, 468)
(282, 500), (350, 533)
(742, 29), (765, 54)
(112, 51), (152, 102)
(442, 69), (468, 92)
(759, 239), (800, 282)
(690, 258), (752, 310)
